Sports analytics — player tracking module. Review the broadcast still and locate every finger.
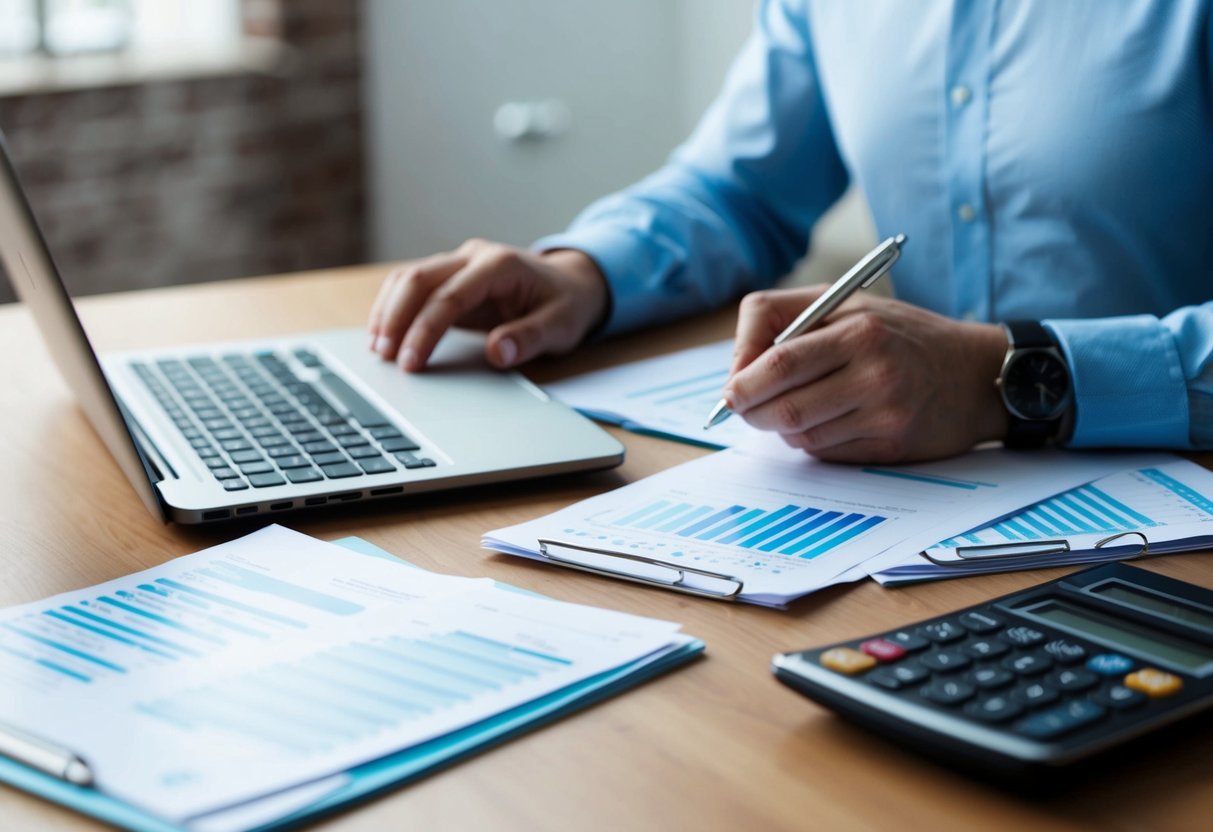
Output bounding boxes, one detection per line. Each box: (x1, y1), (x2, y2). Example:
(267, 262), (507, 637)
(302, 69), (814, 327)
(730, 286), (828, 375)
(400, 251), (523, 371)
(485, 297), (580, 368)
(726, 325), (849, 416)
(738, 363), (856, 435)
(372, 252), (465, 362)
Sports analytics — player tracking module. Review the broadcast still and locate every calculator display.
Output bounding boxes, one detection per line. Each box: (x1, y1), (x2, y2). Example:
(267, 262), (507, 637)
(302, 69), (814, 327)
(1023, 598), (1213, 672)
(1089, 581), (1213, 630)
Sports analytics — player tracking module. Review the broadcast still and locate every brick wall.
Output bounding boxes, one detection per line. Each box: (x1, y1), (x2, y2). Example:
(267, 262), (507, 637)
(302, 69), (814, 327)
(0, 1), (366, 304)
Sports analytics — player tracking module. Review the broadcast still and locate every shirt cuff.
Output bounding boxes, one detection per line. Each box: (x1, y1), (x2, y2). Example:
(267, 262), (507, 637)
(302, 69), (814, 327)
(534, 226), (690, 340)
(1045, 315), (1191, 449)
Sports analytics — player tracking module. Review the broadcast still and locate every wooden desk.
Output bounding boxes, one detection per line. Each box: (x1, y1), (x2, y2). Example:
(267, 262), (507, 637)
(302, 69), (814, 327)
(2, 265), (1211, 831)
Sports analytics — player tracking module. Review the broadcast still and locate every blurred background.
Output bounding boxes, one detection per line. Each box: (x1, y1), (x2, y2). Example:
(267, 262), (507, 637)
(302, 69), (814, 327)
(0, 0), (873, 305)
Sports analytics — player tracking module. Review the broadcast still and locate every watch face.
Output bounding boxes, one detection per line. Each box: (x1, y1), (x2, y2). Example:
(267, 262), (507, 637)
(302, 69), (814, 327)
(1002, 349), (1071, 421)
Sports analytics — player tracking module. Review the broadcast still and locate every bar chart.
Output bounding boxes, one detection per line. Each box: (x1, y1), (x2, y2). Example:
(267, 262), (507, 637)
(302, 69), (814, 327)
(609, 498), (886, 560)
(936, 466), (1213, 548)
(137, 630), (570, 754)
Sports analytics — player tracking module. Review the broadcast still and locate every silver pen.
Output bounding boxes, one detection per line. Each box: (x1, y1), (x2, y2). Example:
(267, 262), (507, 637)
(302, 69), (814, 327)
(0, 722), (94, 786)
(704, 233), (907, 430)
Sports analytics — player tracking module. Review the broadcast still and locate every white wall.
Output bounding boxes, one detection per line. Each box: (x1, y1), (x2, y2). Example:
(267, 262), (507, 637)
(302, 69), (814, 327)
(363, 0), (874, 279)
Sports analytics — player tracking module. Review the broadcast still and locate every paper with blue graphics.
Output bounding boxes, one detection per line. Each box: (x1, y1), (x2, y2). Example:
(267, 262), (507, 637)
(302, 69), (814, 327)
(543, 339), (760, 448)
(0, 525), (684, 827)
(483, 433), (1168, 606)
(870, 457), (1213, 584)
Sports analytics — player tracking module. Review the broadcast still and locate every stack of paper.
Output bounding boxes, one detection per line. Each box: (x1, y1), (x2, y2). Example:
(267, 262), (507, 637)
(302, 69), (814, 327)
(483, 434), (1167, 607)
(869, 458), (1213, 584)
(0, 526), (700, 830)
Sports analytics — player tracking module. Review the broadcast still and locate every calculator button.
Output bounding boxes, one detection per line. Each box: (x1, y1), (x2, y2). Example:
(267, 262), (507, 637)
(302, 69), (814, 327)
(821, 647), (877, 675)
(921, 679), (977, 706)
(1124, 668), (1184, 698)
(964, 694), (1023, 723)
(1042, 639), (1087, 664)
(1003, 651), (1054, 676)
(1087, 653), (1135, 675)
(1092, 684), (1148, 710)
(866, 669), (907, 690)
(1010, 681), (1059, 708)
(962, 639), (1009, 660)
(884, 662), (931, 686)
(917, 621), (967, 643)
(885, 630), (930, 652)
(1013, 700), (1106, 740)
(1000, 625), (1045, 647)
(957, 610), (1003, 633)
(918, 649), (972, 672)
(860, 639), (907, 662)
(965, 666), (1014, 689)
(1045, 668), (1098, 693)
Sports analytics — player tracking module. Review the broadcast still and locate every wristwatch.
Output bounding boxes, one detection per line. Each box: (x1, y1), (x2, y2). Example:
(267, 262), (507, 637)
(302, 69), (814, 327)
(996, 320), (1073, 449)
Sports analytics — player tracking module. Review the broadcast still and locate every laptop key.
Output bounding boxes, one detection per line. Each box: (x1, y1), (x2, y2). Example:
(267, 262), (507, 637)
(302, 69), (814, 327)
(347, 445), (382, 459)
(319, 371), (391, 428)
(212, 467), (240, 479)
(221, 438), (253, 452)
(358, 457), (395, 474)
(230, 449), (264, 464)
(311, 451), (347, 466)
(239, 461), (275, 475)
(302, 441), (337, 455)
(286, 466), (323, 483)
(336, 433), (369, 448)
(395, 452), (436, 469)
(248, 472), (286, 488)
(369, 426), (402, 440)
(321, 462), (363, 479)
(267, 445), (301, 459)
(221, 478), (249, 491)
(380, 436), (420, 453)
(275, 455), (313, 469)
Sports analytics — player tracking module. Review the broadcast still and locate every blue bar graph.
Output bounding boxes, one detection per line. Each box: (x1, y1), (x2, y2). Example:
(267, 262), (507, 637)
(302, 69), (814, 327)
(611, 499), (886, 559)
(137, 628), (570, 754)
(1141, 468), (1213, 515)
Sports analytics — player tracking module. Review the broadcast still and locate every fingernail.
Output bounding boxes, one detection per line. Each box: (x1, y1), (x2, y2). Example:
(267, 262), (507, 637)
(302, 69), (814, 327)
(401, 347), (419, 370)
(374, 336), (391, 355)
(497, 337), (517, 366)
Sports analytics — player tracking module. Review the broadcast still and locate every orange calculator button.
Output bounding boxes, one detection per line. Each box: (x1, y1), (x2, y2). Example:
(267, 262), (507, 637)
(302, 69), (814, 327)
(1124, 668), (1184, 698)
(821, 647), (877, 675)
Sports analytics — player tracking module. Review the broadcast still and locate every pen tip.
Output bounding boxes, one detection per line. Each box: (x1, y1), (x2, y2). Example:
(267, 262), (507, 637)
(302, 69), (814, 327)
(894, 233), (907, 247)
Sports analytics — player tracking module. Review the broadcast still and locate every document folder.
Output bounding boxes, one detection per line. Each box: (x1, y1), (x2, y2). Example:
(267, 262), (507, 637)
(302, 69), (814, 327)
(0, 536), (704, 831)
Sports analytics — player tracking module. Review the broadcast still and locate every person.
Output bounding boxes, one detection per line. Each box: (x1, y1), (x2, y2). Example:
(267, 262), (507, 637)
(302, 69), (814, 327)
(366, 0), (1213, 464)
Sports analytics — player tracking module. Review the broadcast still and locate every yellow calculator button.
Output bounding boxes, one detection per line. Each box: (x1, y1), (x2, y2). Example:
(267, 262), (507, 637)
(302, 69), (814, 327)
(1124, 668), (1184, 698)
(821, 647), (877, 675)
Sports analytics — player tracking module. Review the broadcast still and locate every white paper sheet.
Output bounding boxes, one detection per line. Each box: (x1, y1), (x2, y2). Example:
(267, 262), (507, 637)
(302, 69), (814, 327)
(484, 435), (1173, 606)
(0, 526), (684, 825)
(869, 457), (1213, 584)
(544, 339), (760, 448)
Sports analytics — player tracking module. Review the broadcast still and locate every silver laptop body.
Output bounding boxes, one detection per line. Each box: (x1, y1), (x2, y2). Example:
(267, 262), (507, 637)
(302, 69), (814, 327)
(0, 133), (623, 524)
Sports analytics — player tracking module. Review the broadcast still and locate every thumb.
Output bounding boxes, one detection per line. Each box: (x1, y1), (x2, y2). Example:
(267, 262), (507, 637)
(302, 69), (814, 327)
(485, 303), (569, 368)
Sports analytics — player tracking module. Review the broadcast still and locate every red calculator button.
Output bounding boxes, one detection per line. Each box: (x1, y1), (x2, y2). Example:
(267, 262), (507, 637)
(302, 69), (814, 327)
(860, 639), (907, 662)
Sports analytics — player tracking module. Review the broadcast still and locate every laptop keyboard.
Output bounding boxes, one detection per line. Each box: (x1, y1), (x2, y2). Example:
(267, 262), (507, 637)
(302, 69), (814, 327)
(130, 349), (436, 492)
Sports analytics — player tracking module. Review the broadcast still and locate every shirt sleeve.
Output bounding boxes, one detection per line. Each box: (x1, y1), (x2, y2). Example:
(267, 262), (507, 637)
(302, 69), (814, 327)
(1046, 301), (1213, 450)
(534, 0), (848, 338)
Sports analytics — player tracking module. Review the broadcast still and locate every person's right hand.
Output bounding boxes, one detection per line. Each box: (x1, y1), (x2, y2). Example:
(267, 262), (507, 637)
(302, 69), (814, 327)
(367, 239), (609, 372)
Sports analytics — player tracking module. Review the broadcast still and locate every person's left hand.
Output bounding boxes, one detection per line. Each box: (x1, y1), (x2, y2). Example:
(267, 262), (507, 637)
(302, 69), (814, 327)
(723, 285), (1011, 463)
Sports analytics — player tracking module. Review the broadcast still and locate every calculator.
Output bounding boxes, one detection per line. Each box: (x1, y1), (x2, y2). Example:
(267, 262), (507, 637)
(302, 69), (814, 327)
(772, 562), (1213, 783)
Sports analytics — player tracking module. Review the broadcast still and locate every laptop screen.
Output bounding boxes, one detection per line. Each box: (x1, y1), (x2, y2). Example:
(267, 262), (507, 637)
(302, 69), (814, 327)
(0, 132), (167, 522)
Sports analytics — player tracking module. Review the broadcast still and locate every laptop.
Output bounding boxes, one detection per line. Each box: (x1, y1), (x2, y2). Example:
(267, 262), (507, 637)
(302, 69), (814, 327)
(0, 133), (624, 523)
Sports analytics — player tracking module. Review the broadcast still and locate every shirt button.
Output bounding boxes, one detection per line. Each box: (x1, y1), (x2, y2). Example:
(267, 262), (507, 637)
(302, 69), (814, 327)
(957, 203), (977, 223)
(950, 85), (972, 107)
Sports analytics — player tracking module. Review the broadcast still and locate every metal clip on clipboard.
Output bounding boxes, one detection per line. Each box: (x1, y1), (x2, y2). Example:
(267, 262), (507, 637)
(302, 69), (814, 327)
(536, 539), (744, 600)
(924, 531), (1151, 566)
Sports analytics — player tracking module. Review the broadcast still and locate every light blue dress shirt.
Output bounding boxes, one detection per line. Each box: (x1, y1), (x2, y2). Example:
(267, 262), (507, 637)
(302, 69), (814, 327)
(536, 0), (1213, 450)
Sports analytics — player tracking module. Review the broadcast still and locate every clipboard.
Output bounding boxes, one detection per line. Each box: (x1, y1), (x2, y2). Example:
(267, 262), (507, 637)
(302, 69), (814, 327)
(0, 536), (705, 831)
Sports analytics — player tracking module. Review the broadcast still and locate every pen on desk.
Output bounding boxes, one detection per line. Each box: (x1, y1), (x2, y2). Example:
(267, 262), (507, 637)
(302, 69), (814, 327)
(704, 233), (908, 430)
(0, 722), (94, 786)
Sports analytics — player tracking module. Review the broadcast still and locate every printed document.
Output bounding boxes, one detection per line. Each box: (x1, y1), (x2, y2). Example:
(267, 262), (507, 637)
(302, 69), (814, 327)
(484, 435), (1172, 606)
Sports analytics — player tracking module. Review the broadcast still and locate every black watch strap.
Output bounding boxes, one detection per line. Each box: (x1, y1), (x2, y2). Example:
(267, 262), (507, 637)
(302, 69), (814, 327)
(1001, 320), (1065, 450)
